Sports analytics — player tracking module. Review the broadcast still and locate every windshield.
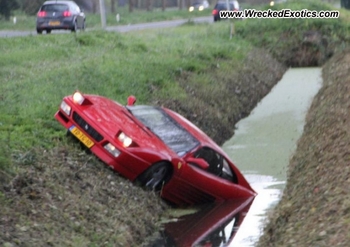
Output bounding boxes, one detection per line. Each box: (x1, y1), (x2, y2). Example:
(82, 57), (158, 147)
(129, 106), (199, 156)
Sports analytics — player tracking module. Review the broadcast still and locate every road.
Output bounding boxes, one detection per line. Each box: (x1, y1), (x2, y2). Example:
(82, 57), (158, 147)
(0, 16), (212, 38)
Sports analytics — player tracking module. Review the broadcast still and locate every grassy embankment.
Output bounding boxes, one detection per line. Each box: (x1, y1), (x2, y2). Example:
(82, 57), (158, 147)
(0, 19), (257, 246)
(0, 6), (211, 31)
(1, 0), (350, 246)
(235, 0), (350, 66)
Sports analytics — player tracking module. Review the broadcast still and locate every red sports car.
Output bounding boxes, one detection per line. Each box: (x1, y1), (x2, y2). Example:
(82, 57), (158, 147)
(54, 91), (256, 205)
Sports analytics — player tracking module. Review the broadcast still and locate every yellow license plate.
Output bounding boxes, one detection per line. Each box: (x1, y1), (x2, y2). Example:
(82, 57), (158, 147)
(69, 126), (94, 148)
(49, 21), (61, 26)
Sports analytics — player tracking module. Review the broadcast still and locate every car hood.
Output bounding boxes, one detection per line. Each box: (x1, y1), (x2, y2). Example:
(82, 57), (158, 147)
(69, 94), (172, 153)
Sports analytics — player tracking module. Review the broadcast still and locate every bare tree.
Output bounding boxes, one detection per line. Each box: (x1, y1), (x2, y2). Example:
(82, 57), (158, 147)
(162, 0), (165, 11)
(0, 0), (19, 20)
(92, 0), (97, 13)
(178, 0), (183, 10)
(146, 0), (151, 11)
(129, 0), (133, 12)
(111, 0), (115, 13)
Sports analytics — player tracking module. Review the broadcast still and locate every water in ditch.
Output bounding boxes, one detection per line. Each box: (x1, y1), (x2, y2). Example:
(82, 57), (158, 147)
(225, 67), (322, 246)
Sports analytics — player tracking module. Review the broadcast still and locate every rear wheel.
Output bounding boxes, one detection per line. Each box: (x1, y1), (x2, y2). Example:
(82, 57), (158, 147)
(71, 21), (77, 32)
(36, 29), (43, 34)
(82, 20), (85, 31)
(136, 162), (173, 192)
(46, 29), (51, 34)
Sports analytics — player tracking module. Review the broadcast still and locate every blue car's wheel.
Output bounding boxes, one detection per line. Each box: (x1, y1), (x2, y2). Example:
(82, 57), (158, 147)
(136, 162), (173, 192)
(71, 20), (77, 32)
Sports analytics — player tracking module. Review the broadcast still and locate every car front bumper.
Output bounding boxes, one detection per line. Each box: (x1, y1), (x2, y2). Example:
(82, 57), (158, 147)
(54, 103), (149, 181)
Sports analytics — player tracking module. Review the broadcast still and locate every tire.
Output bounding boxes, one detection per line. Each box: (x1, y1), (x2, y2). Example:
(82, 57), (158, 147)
(46, 29), (51, 34)
(37, 29), (43, 34)
(81, 20), (85, 31)
(71, 21), (77, 32)
(136, 162), (173, 192)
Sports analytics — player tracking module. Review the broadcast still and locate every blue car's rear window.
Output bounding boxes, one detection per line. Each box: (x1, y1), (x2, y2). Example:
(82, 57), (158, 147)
(129, 106), (199, 156)
(41, 4), (69, 12)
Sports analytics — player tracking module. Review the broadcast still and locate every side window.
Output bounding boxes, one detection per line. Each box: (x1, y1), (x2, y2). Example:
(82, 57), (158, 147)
(222, 157), (238, 183)
(194, 147), (238, 183)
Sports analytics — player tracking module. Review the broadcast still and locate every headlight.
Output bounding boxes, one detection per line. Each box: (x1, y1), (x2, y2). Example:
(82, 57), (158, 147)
(73, 91), (85, 105)
(118, 132), (132, 147)
(189, 6), (194, 12)
(104, 143), (121, 157)
(60, 101), (71, 115)
(199, 6), (204, 11)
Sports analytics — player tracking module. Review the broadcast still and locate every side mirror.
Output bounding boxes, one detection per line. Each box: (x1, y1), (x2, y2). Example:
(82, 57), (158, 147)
(127, 95), (137, 106)
(187, 157), (209, 170)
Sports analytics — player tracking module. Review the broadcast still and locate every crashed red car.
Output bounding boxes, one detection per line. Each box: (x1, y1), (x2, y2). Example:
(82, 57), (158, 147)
(54, 91), (256, 205)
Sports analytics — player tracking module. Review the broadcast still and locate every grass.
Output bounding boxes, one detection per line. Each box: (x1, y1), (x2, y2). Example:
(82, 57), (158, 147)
(235, 0), (350, 65)
(0, 22), (250, 151)
(240, 0), (350, 64)
(0, 6), (212, 31)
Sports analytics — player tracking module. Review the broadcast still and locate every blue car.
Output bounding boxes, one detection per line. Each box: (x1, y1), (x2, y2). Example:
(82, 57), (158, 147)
(36, 0), (85, 34)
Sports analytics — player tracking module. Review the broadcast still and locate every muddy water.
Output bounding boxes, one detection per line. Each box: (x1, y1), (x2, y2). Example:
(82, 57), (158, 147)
(224, 68), (322, 246)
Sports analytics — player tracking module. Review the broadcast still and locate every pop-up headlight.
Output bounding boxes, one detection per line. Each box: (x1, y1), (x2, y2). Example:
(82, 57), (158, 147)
(104, 143), (121, 157)
(73, 91), (85, 105)
(118, 132), (132, 148)
(60, 101), (71, 116)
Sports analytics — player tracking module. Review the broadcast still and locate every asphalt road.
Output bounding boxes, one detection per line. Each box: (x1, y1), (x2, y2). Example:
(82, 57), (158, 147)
(0, 16), (212, 38)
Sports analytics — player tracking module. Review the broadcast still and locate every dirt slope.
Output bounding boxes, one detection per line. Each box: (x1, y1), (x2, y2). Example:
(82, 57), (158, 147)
(257, 50), (350, 246)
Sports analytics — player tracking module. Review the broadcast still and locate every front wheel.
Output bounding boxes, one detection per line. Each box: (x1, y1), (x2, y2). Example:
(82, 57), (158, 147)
(136, 162), (173, 192)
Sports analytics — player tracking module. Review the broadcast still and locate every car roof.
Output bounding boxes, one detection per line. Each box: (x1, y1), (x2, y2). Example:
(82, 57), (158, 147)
(217, 0), (238, 2)
(216, 0), (239, 4)
(215, 1), (239, 8)
(42, 0), (76, 5)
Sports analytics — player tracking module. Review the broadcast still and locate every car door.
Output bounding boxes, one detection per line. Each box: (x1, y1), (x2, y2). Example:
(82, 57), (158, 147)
(178, 146), (249, 201)
(190, 146), (238, 182)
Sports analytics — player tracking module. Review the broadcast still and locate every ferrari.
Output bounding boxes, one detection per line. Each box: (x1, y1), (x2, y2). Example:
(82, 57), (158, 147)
(54, 91), (256, 205)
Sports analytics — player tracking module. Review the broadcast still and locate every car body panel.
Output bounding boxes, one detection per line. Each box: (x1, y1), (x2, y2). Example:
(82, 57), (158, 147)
(54, 92), (256, 205)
